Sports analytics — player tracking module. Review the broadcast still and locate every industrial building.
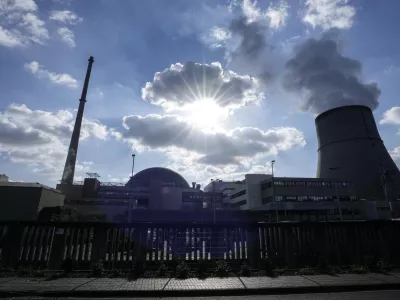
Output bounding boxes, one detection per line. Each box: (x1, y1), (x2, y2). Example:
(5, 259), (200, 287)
(1, 56), (399, 222)
(0, 178), (64, 221)
(56, 167), (224, 221)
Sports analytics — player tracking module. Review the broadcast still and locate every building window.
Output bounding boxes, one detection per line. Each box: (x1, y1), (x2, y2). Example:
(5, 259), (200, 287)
(275, 196), (283, 202)
(262, 196), (273, 204)
(284, 196), (297, 201)
(230, 189), (246, 199)
(231, 199), (247, 207)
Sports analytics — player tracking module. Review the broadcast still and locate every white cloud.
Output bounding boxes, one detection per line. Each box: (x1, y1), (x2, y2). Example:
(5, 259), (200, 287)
(49, 10), (82, 24)
(380, 107), (400, 125)
(0, 26), (23, 46)
(20, 12), (48, 43)
(302, 0), (356, 30)
(0, 0), (49, 47)
(0, 104), (109, 180)
(0, 0), (37, 12)
(119, 113), (305, 185)
(57, 27), (75, 47)
(201, 26), (231, 48)
(121, 113), (305, 166)
(25, 61), (79, 88)
(390, 147), (400, 166)
(242, 0), (289, 29)
(266, 1), (289, 29)
(142, 61), (263, 113)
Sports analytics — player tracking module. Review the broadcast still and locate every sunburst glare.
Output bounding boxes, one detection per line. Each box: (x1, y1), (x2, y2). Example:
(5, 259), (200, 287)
(184, 98), (229, 131)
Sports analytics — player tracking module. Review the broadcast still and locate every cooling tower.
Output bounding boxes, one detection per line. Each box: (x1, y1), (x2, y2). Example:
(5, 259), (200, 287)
(316, 105), (400, 200)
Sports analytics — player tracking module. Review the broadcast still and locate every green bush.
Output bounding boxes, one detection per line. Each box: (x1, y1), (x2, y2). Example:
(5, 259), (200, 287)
(108, 269), (123, 278)
(176, 261), (190, 279)
(363, 255), (378, 270)
(157, 262), (168, 277)
(263, 258), (275, 276)
(215, 260), (230, 278)
(130, 259), (146, 278)
(350, 265), (369, 274)
(297, 267), (318, 275)
(239, 262), (251, 277)
(91, 260), (104, 277)
(196, 260), (208, 278)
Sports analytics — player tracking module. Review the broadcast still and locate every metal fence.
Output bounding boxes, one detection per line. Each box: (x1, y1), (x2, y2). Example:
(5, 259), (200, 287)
(1, 221), (400, 270)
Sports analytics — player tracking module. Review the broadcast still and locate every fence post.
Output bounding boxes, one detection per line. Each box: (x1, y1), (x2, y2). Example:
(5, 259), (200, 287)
(90, 225), (108, 266)
(48, 226), (66, 270)
(247, 225), (260, 268)
(2, 223), (25, 269)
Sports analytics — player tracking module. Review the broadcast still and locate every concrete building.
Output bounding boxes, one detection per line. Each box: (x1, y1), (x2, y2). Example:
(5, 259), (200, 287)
(0, 181), (64, 221)
(316, 105), (400, 201)
(57, 167), (224, 222)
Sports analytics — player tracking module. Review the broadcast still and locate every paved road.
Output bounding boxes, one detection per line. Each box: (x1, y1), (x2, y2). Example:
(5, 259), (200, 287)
(38, 290), (400, 300)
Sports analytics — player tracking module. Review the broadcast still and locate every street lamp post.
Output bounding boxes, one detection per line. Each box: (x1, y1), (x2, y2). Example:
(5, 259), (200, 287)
(329, 167), (343, 221)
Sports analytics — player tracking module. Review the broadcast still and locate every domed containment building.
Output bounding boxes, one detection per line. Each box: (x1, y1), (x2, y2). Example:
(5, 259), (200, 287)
(125, 167), (190, 189)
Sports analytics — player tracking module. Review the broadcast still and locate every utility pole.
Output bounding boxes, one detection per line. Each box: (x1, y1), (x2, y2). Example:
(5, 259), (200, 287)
(329, 167), (343, 221)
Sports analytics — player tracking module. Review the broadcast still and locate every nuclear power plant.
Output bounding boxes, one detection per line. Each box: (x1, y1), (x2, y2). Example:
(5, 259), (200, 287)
(316, 105), (400, 201)
(1, 57), (399, 222)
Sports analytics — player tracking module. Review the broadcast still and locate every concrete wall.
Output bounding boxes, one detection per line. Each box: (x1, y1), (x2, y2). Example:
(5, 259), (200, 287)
(0, 186), (41, 221)
(38, 188), (65, 212)
(245, 174), (271, 209)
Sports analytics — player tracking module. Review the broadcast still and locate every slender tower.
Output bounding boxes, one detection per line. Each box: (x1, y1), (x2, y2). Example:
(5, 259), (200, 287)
(61, 56), (95, 184)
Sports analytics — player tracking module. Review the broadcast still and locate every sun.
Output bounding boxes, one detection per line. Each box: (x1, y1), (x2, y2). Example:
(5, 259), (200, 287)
(185, 98), (228, 130)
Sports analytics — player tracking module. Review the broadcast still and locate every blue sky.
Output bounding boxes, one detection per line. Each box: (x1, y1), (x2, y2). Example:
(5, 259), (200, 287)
(0, 0), (399, 188)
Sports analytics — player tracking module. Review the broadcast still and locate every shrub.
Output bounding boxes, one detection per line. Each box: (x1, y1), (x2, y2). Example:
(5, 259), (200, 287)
(196, 260), (208, 278)
(157, 262), (168, 277)
(171, 259), (179, 274)
(350, 265), (369, 274)
(91, 260), (104, 277)
(108, 269), (123, 278)
(130, 259), (146, 278)
(215, 260), (230, 278)
(45, 272), (66, 281)
(263, 258), (275, 276)
(239, 262), (251, 277)
(32, 269), (48, 277)
(363, 255), (378, 270)
(297, 267), (318, 275)
(176, 261), (190, 279)
(377, 260), (390, 271)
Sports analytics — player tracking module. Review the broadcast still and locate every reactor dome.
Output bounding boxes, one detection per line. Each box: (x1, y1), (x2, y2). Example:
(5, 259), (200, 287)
(125, 167), (190, 188)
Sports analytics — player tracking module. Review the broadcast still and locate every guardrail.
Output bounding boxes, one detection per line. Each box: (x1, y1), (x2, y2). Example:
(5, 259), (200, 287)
(0, 220), (399, 270)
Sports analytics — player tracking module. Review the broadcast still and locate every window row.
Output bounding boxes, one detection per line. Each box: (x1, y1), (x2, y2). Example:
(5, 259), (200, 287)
(274, 195), (358, 202)
(272, 181), (355, 188)
(231, 199), (247, 207)
(230, 189), (247, 200)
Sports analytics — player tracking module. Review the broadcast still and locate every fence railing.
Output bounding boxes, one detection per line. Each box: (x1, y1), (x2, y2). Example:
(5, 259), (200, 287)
(1, 220), (400, 270)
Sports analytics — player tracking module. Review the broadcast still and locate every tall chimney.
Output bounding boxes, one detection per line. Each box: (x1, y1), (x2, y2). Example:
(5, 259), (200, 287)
(61, 56), (95, 184)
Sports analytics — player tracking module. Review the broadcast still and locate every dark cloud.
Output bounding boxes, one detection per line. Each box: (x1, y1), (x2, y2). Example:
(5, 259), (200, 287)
(141, 61), (262, 111)
(121, 114), (305, 166)
(227, 16), (274, 83)
(284, 30), (381, 114)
